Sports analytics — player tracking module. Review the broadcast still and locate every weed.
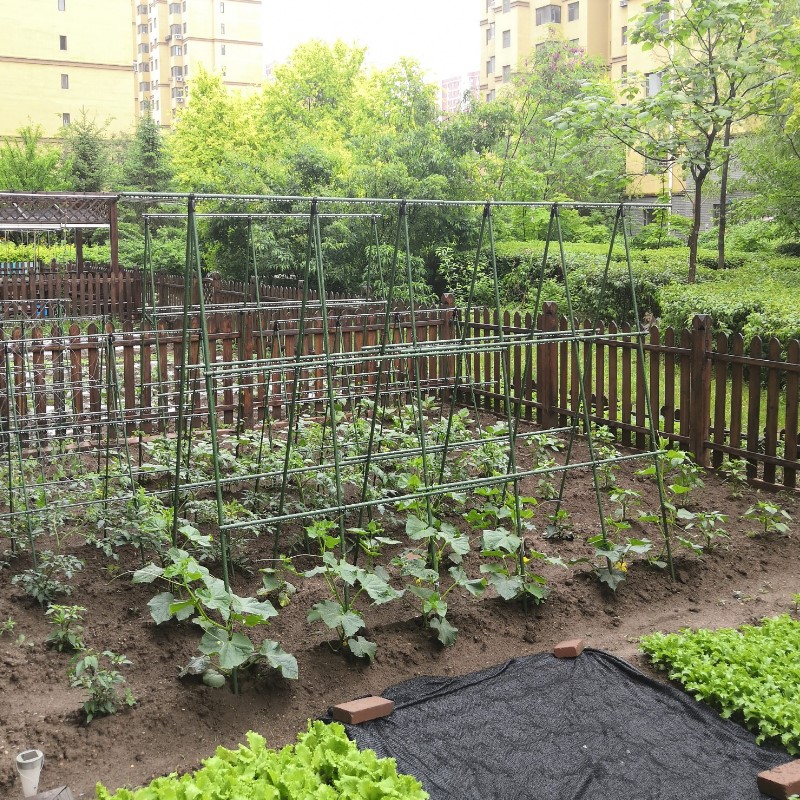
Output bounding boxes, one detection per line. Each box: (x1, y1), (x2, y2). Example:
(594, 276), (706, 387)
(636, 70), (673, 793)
(719, 457), (749, 498)
(0, 617), (16, 637)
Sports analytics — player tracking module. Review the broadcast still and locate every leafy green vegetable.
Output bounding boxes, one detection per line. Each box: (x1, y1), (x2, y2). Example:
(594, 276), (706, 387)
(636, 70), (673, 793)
(95, 721), (428, 799)
(641, 615), (800, 754)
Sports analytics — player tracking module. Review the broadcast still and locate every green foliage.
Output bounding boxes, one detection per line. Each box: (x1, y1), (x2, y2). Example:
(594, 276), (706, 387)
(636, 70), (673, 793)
(61, 108), (112, 192)
(133, 547), (297, 685)
(121, 115), (173, 192)
(0, 125), (70, 191)
(45, 604), (86, 652)
(742, 500), (792, 537)
(641, 615), (800, 753)
(11, 551), (84, 606)
(69, 649), (136, 724)
(95, 721), (429, 800)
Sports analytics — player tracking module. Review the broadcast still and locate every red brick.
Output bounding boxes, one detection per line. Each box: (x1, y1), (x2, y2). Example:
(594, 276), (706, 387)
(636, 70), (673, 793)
(330, 696), (395, 724)
(757, 760), (800, 799)
(553, 638), (586, 658)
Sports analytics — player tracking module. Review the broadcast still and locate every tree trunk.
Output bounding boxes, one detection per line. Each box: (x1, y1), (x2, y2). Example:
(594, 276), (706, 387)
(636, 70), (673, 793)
(687, 172), (705, 284)
(717, 119), (732, 271)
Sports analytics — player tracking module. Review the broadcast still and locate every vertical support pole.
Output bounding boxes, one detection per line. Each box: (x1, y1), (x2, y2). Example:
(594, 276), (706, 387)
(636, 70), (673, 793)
(689, 314), (712, 467)
(539, 301), (558, 428)
(75, 228), (84, 273)
(109, 199), (119, 271)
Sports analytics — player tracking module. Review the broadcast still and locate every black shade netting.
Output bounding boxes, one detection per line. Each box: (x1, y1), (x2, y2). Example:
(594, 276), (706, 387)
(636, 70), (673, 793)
(332, 649), (792, 800)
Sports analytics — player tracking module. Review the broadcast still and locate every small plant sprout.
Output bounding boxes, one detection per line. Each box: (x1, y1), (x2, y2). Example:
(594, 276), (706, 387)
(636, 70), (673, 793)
(743, 501), (792, 537)
(676, 509), (729, 552)
(609, 488), (641, 521)
(719, 456), (749, 498)
(0, 617), (16, 637)
(576, 528), (653, 592)
(542, 508), (573, 540)
(69, 650), (136, 723)
(45, 604), (86, 652)
(11, 551), (84, 606)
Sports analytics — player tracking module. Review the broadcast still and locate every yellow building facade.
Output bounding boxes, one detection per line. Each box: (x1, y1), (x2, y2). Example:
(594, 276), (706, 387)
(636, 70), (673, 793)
(479, 0), (684, 203)
(0, 0), (264, 140)
(0, 0), (136, 138)
(134, 0), (264, 128)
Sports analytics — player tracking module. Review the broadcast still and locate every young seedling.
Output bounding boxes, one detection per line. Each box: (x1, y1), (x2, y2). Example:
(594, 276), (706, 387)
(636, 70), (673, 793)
(0, 617), (15, 637)
(575, 528), (653, 592)
(11, 551), (84, 606)
(69, 650), (136, 724)
(677, 509), (729, 552)
(45, 604), (86, 652)
(743, 501), (792, 537)
(609, 488), (641, 522)
(719, 456), (749, 498)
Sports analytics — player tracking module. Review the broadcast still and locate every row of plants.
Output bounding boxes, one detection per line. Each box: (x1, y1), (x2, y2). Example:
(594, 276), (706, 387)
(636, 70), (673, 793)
(640, 614), (800, 755)
(95, 721), (428, 800)
(3, 391), (793, 714)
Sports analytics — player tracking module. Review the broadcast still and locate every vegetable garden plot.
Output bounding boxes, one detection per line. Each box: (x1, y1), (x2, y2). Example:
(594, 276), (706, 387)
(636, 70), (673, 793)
(337, 649), (792, 800)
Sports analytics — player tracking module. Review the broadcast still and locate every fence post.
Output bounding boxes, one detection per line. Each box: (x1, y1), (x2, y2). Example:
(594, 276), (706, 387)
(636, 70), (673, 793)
(538, 301), (558, 428)
(440, 293), (455, 400)
(688, 314), (712, 467)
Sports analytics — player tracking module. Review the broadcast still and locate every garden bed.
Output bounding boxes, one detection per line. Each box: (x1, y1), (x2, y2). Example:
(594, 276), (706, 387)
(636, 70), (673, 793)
(0, 413), (799, 798)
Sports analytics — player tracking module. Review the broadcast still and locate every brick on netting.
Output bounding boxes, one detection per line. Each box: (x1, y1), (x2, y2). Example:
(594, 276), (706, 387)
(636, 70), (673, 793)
(553, 639), (587, 658)
(757, 760), (800, 799)
(330, 696), (395, 724)
(31, 787), (75, 800)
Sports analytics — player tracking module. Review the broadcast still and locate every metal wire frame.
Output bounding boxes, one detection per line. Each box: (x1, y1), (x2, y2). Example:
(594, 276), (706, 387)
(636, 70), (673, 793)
(161, 195), (677, 593)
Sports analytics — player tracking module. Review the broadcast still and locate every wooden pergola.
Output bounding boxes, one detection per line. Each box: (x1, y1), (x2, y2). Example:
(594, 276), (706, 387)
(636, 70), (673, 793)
(0, 191), (119, 270)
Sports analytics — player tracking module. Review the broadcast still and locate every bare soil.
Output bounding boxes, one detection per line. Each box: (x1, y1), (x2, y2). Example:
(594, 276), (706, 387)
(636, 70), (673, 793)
(1, 433), (799, 799)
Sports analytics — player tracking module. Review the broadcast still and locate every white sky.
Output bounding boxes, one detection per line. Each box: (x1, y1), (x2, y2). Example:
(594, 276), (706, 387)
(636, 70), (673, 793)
(262, 0), (480, 82)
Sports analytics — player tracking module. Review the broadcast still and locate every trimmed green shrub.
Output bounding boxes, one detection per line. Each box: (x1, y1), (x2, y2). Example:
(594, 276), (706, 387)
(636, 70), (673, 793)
(95, 720), (428, 800)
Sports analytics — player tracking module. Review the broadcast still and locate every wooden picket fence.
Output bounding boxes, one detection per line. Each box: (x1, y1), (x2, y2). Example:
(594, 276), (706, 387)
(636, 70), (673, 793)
(1, 298), (799, 491)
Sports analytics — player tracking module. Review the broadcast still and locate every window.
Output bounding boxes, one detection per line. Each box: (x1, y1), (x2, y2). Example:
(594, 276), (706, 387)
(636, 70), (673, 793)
(621, 26), (628, 46)
(137, 4), (147, 13)
(171, 65), (182, 76)
(486, 23), (495, 43)
(62, 113), (70, 126)
(138, 43), (149, 53)
(486, 89), (496, 101)
(502, 29), (511, 47)
(502, 64), (511, 82)
(220, 44), (226, 55)
(219, 1), (224, 11)
(182, 1), (186, 10)
(620, 64), (628, 84)
(646, 5), (669, 31)
(153, 57), (158, 69)
(568, 2), (579, 21)
(60, 73), (69, 89)
(139, 81), (151, 92)
(503, 0), (510, 11)
(220, 23), (225, 34)
(535, 5), (561, 25)
(184, 64), (189, 75)
(485, 0), (491, 12)
(170, 24), (181, 35)
(169, 2), (181, 11)
(183, 22), (187, 33)
(138, 23), (148, 33)
(170, 45), (182, 56)
(486, 56), (495, 76)
(645, 71), (662, 96)
(183, 44), (188, 54)
(58, 0), (65, 10)
(59, 35), (67, 50)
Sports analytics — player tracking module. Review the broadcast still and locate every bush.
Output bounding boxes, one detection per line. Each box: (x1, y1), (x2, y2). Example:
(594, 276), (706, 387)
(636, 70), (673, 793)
(776, 242), (800, 257)
(698, 219), (782, 252)
(95, 721), (428, 800)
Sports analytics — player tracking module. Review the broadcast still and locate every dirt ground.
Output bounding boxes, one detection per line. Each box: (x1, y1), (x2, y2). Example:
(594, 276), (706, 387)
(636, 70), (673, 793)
(1, 434), (799, 799)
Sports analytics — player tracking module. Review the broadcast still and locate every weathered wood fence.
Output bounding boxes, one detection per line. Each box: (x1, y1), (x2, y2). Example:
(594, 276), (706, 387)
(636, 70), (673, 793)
(1, 299), (798, 491)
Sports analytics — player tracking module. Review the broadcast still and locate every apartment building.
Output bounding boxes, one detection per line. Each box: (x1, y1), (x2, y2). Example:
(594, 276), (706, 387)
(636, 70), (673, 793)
(0, 0), (264, 140)
(134, 0), (264, 128)
(0, 0), (136, 138)
(441, 72), (481, 115)
(479, 0), (731, 220)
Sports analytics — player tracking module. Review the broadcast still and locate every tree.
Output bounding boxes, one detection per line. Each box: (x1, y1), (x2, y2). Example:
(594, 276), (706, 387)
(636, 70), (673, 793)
(61, 108), (112, 192)
(121, 114), (173, 192)
(0, 125), (70, 191)
(558, 0), (793, 281)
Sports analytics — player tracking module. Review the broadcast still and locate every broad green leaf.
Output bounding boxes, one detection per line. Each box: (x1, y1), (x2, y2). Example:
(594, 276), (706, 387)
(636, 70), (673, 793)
(148, 591), (177, 624)
(259, 640), (298, 680)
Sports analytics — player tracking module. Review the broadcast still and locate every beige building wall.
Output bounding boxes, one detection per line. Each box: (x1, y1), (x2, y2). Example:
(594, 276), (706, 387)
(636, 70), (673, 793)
(0, 0), (136, 139)
(134, 0), (264, 128)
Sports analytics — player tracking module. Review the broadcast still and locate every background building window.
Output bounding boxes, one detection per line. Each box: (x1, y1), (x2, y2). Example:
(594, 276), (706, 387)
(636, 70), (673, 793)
(60, 73), (69, 89)
(621, 26), (628, 46)
(486, 89), (496, 101)
(621, 64), (628, 84)
(502, 64), (511, 82)
(58, 0), (65, 10)
(220, 23), (225, 34)
(503, 0), (510, 11)
(535, 5), (561, 25)
(62, 113), (70, 126)
(486, 56), (495, 76)
(219, 1), (225, 11)
(646, 71), (663, 96)
(486, 23), (495, 43)
(221, 44), (226, 55)
(59, 35), (67, 50)
(568, 2), (579, 21)
(502, 29), (511, 47)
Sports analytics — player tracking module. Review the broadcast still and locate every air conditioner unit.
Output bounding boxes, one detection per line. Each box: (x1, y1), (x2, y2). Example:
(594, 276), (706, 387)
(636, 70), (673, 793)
(165, 34), (172, 41)
(175, 75), (183, 82)
(174, 33), (182, 39)
(176, 97), (185, 103)
(619, 0), (628, 6)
